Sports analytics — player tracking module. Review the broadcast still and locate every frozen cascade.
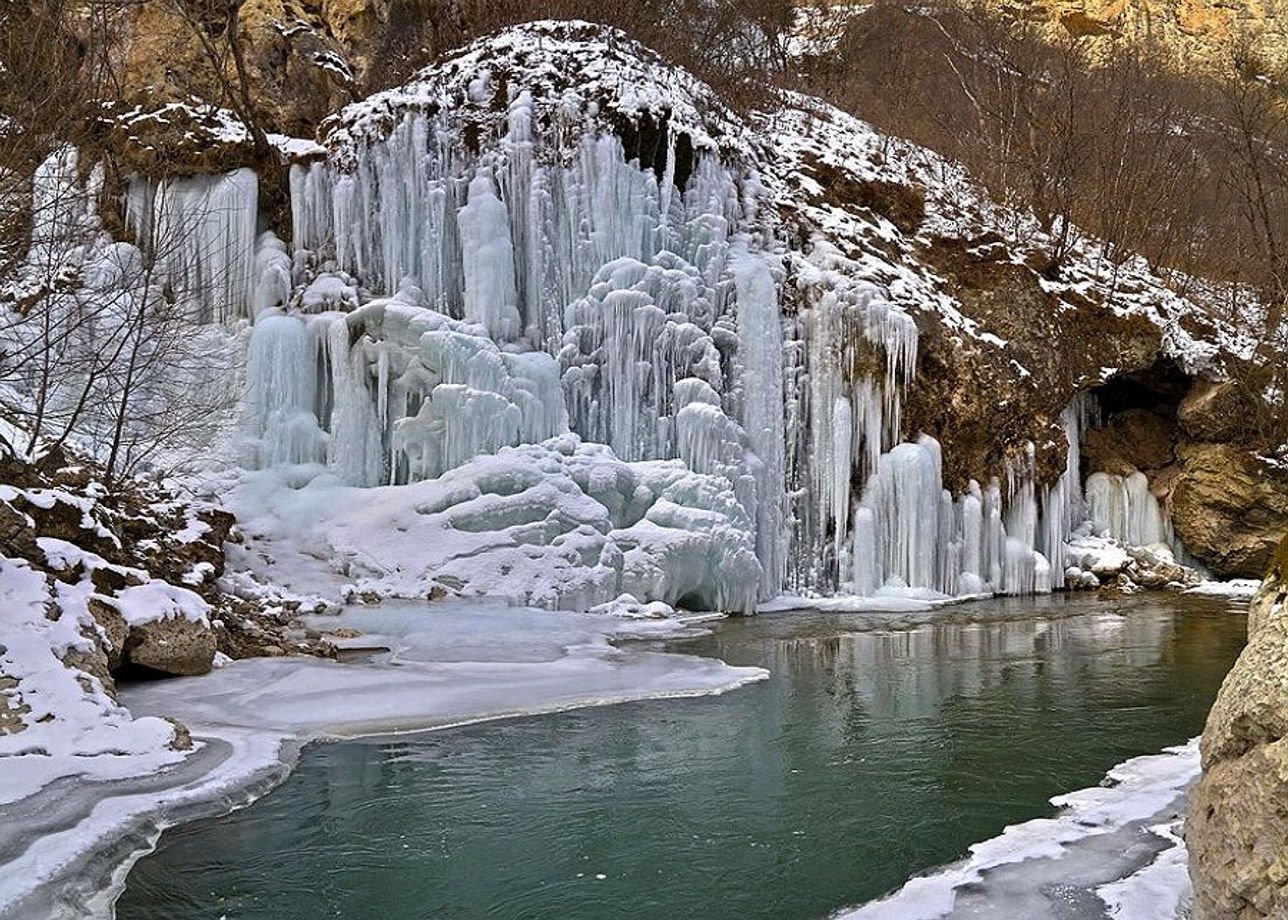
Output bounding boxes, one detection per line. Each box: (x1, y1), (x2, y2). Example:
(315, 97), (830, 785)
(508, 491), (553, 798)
(190, 42), (1160, 611)
(262, 96), (1099, 608)
(244, 313), (326, 468)
(1086, 470), (1173, 549)
(124, 169), (265, 323)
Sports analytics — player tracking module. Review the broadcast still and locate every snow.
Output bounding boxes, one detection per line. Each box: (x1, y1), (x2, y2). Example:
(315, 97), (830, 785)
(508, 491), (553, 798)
(836, 739), (1201, 920)
(111, 581), (211, 628)
(0, 559), (186, 809)
(0, 18), (1257, 920)
(1185, 579), (1261, 599)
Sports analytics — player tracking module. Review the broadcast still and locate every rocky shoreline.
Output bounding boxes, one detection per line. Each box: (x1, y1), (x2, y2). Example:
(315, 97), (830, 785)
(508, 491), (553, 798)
(1188, 538), (1288, 920)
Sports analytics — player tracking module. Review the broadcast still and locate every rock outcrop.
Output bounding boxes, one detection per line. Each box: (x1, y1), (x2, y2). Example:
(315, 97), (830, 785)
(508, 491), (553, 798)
(1189, 536), (1288, 920)
(1172, 444), (1288, 578)
(0, 443), (332, 708)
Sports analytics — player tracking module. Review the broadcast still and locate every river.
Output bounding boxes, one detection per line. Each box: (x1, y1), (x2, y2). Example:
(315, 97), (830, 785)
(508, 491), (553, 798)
(116, 592), (1246, 920)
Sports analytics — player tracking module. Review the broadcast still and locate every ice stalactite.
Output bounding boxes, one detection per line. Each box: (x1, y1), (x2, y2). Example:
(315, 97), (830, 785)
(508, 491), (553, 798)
(125, 169), (263, 324)
(1038, 399), (1089, 590)
(793, 242), (920, 590)
(1085, 471), (1172, 549)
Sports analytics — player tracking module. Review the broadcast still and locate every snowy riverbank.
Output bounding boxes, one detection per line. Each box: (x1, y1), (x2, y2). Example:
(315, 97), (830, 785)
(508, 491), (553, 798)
(0, 601), (765, 919)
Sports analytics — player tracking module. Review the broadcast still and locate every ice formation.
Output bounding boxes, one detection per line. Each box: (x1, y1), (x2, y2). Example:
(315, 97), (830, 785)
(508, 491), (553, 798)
(125, 169), (263, 323)
(1086, 471), (1174, 549)
(46, 23), (1196, 611)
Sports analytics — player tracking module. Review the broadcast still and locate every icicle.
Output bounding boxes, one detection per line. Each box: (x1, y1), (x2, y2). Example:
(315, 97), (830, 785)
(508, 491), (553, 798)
(126, 168), (259, 323)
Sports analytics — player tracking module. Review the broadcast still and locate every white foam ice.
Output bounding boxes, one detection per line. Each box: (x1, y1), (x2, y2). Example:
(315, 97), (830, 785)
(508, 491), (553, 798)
(834, 739), (1201, 920)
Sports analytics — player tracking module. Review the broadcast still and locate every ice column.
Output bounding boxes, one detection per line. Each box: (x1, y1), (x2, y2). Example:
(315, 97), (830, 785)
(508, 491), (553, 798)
(458, 169), (522, 341)
(734, 248), (787, 595)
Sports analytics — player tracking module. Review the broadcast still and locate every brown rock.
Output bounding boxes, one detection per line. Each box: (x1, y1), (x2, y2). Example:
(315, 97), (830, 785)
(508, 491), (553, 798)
(0, 675), (29, 734)
(60, 644), (116, 698)
(1179, 378), (1261, 444)
(1171, 443), (1288, 578)
(0, 500), (38, 561)
(125, 617), (217, 676)
(907, 235), (1163, 493)
(1189, 739), (1288, 920)
(1081, 408), (1177, 476)
(167, 717), (194, 752)
(1189, 538), (1288, 919)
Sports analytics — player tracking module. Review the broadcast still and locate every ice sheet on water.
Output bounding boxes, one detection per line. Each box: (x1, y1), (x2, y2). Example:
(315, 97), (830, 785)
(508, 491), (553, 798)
(122, 600), (767, 738)
(1185, 579), (1260, 599)
(836, 739), (1200, 920)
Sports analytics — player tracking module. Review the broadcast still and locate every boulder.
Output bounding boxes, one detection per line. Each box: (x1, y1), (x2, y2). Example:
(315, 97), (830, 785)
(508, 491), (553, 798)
(87, 597), (130, 671)
(124, 617), (217, 676)
(1171, 443), (1288, 578)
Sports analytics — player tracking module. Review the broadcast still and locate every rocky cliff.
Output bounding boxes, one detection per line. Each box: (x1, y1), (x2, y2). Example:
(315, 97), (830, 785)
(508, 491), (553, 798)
(1189, 537), (1288, 919)
(998, 0), (1288, 66)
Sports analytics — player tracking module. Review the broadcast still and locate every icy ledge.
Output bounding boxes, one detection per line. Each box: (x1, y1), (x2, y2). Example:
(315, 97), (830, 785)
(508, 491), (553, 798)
(0, 602), (765, 920)
(837, 739), (1200, 920)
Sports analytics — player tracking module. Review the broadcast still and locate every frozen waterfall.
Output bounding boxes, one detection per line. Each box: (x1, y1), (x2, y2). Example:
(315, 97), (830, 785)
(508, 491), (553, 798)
(100, 72), (1189, 612)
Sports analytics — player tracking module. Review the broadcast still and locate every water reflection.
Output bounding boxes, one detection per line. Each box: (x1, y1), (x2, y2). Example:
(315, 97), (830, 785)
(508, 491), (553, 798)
(118, 594), (1246, 920)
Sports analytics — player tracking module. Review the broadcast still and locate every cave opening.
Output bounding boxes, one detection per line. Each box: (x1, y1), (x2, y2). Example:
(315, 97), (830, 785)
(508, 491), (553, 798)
(613, 109), (696, 191)
(1090, 356), (1193, 423)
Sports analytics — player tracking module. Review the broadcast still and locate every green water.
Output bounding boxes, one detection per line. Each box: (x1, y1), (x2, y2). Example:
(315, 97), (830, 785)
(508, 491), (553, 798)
(116, 593), (1246, 920)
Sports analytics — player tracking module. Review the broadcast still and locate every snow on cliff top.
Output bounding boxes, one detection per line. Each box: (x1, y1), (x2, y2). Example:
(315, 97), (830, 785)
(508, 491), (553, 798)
(312, 19), (1254, 377)
(322, 19), (745, 163)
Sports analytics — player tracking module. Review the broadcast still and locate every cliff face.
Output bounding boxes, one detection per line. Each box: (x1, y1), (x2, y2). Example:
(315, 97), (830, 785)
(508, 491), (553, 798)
(1001, 0), (1288, 66)
(1189, 538), (1288, 919)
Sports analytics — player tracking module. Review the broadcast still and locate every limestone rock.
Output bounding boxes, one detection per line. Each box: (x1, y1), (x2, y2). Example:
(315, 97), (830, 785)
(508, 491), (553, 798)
(1179, 378), (1261, 444)
(1081, 407), (1177, 476)
(87, 596), (130, 671)
(1190, 537), (1288, 920)
(1171, 443), (1288, 578)
(1126, 543), (1201, 589)
(124, 617), (217, 676)
(1189, 739), (1288, 920)
(994, 0), (1288, 72)
(0, 500), (38, 561)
